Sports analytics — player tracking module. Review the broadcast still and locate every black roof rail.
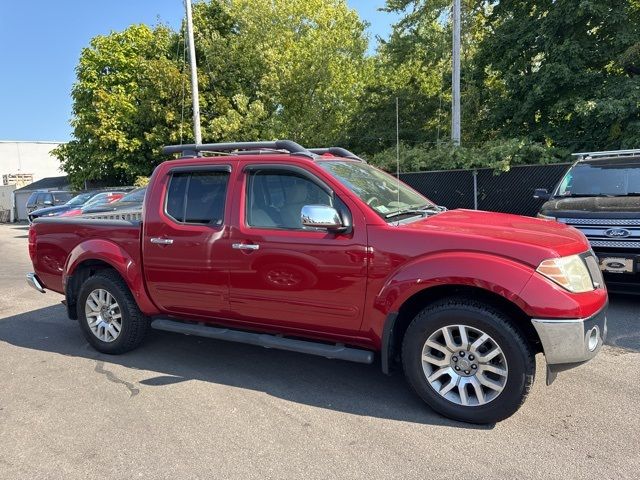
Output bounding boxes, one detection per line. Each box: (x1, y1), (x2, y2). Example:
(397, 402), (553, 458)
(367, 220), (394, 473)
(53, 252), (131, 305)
(162, 140), (314, 158)
(572, 149), (640, 160)
(308, 147), (364, 161)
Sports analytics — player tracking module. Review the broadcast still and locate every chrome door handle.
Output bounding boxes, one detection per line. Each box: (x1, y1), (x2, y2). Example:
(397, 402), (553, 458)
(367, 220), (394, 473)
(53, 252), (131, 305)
(150, 237), (174, 245)
(232, 243), (260, 251)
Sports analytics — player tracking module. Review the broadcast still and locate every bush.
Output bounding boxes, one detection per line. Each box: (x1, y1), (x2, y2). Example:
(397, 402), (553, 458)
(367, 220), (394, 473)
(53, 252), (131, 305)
(365, 138), (569, 173)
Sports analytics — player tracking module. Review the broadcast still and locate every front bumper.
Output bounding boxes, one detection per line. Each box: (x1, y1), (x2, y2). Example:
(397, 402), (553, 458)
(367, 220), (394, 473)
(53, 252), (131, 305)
(532, 303), (607, 368)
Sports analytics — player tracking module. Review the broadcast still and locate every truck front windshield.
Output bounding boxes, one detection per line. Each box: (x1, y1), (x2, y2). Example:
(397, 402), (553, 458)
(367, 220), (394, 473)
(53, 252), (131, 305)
(318, 161), (435, 219)
(557, 161), (640, 197)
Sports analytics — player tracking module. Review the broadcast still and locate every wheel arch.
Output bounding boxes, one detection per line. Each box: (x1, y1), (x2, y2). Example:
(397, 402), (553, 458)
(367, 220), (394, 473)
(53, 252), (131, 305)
(381, 284), (542, 375)
(64, 259), (124, 320)
(64, 240), (159, 319)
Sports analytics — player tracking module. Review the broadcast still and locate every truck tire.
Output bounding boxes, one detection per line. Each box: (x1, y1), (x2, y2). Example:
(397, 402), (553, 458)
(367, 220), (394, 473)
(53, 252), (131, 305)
(402, 297), (535, 424)
(77, 270), (149, 354)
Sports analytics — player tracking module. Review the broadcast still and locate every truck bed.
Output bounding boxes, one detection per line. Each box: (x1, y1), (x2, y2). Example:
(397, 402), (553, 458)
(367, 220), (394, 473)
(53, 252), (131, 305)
(31, 217), (141, 295)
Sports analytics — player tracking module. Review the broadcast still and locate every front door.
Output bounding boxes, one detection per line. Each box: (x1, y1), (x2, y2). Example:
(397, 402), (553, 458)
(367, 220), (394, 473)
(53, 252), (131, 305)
(142, 165), (232, 319)
(227, 164), (368, 336)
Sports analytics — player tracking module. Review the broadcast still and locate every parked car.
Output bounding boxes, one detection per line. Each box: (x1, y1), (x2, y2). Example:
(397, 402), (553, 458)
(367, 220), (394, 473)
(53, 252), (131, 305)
(25, 190), (74, 217)
(80, 187), (146, 215)
(27, 140), (607, 424)
(58, 191), (126, 217)
(28, 191), (100, 223)
(535, 149), (640, 294)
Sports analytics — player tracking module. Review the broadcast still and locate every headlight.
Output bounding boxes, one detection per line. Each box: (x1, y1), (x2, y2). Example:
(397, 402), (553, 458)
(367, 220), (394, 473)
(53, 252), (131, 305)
(536, 254), (594, 293)
(536, 213), (556, 220)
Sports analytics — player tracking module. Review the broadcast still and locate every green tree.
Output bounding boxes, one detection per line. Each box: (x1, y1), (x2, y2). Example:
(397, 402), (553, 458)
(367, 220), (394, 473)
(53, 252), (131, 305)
(55, 24), (184, 188)
(56, 1), (370, 187)
(194, 0), (370, 145)
(343, 0), (487, 154)
(470, 0), (640, 150)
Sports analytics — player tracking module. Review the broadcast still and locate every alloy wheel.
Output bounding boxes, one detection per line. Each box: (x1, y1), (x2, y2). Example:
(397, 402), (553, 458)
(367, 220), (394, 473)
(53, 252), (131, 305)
(85, 288), (123, 343)
(421, 324), (508, 406)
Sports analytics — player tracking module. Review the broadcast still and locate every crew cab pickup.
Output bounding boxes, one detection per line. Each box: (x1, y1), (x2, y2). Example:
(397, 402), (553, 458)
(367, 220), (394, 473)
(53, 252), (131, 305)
(27, 140), (608, 424)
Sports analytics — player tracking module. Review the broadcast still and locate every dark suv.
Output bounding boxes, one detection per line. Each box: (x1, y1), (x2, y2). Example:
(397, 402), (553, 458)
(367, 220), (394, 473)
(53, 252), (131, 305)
(26, 191), (73, 215)
(535, 150), (640, 294)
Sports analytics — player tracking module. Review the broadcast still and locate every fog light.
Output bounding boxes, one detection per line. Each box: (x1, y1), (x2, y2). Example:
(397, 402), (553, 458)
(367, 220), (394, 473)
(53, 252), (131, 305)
(587, 326), (600, 352)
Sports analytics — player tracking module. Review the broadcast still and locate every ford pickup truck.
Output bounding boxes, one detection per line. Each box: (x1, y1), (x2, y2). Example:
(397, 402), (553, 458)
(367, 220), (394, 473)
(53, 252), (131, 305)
(536, 150), (640, 294)
(27, 140), (608, 424)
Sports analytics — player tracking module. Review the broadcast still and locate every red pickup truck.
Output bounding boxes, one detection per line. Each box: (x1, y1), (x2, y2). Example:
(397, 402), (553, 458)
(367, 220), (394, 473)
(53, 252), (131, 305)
(27, 141), (607, 423)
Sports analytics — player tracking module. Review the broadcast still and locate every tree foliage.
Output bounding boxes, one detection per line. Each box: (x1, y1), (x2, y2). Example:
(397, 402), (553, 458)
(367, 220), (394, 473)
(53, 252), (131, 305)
(55, 25), (184, 187)
(57, 0), (369, 188)
(470, 0), (640, 151)
(57, 0), (640, 186)
(368, 139), (565, 173)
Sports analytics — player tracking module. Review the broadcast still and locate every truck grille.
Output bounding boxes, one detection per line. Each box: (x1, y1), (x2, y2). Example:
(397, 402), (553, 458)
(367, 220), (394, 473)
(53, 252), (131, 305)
(558, 217), (640, 226)
(557, 218), (640, 249)
(589, 240), (640, 248)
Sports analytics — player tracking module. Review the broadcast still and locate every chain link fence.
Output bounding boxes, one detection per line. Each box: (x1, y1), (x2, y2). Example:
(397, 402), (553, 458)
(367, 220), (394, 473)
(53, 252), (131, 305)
(400, 162), (572, 217)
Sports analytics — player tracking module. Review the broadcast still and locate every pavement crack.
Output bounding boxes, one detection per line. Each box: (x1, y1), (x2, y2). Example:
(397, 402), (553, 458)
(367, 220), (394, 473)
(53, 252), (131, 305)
(94, 361), (140, 398)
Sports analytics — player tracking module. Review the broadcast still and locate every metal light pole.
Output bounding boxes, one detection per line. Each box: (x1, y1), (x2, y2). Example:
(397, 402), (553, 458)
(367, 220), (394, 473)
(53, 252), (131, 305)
(184, 0), (202, 145)
(451, 0), (461, 146)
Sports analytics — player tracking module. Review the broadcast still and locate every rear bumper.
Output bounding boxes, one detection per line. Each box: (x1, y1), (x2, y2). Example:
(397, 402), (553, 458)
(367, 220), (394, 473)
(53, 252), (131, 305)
(26, 272), (46, 293)
(531, 302), (607, 367)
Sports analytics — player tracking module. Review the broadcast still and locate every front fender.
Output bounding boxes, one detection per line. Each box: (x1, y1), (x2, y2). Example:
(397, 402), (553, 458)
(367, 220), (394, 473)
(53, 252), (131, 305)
(374, 251), (535, 317)
(64, 239), (159, 315)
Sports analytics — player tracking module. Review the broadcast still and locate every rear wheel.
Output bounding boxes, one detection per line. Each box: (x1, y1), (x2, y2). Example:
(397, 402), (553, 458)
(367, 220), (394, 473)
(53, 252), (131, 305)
(77, 270), (149, 354)
(402, 297), (535, 424)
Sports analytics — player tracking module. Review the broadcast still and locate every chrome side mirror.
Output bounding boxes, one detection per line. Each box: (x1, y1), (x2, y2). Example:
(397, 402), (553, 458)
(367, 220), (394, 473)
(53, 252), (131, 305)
(301, 205), (345, 232)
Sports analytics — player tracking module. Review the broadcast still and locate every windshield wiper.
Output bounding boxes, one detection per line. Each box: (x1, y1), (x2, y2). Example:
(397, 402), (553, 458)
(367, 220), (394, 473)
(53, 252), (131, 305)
(385, 205), (446, 219)
(561, 193), (615, 198)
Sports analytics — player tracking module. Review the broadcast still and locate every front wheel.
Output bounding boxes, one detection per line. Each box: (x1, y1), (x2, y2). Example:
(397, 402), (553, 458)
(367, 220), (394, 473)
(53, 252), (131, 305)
(77, 270), (149, 354)
(402, 298), (535, 424)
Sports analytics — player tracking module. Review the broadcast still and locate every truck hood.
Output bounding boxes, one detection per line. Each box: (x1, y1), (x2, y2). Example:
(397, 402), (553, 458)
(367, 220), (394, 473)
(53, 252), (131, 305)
(400, 209), (589, 267)
(541, 196), (640, 218)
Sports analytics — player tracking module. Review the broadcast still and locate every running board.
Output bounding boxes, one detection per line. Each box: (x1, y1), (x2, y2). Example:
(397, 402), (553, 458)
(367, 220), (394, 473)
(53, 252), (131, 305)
(151, 319), (374, 364)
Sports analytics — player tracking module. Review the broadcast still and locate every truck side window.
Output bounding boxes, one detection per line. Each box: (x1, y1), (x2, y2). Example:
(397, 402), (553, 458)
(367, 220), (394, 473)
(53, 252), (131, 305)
(165, 171), (229, 225)
(247, 171), (333, 229)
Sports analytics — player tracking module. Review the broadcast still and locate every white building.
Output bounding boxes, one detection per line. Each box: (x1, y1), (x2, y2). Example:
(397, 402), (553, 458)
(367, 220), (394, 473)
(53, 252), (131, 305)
(0, 141), (65, 184)
(0, 141), (67, 221)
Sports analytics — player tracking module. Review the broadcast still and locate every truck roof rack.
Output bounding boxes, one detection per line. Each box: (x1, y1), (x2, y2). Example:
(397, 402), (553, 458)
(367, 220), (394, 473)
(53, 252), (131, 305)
(308, 147), (363, 161)
(162, 140), (314, 158)
(161, 141), (365, 161)
(572, 149), (640, 160)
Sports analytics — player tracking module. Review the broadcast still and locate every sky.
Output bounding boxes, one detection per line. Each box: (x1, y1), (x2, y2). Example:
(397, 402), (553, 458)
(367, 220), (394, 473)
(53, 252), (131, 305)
(0, 1), (399, 143)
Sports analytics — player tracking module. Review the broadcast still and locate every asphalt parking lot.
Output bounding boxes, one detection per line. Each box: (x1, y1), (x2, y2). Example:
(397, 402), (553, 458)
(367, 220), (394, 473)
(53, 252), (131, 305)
(0, 223), (638, 479)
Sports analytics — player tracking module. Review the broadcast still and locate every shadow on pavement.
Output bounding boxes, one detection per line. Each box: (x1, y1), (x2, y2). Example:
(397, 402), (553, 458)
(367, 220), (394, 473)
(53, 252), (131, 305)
(606, 294), (640, 352)
(0, 304), (488, 429)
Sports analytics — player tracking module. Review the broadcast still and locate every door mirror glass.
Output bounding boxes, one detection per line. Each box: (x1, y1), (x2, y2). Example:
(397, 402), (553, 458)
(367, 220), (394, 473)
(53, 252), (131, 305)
(533, 188), (550, 200)
(301, 205), (344, 231)
(43, 200), (53, 206)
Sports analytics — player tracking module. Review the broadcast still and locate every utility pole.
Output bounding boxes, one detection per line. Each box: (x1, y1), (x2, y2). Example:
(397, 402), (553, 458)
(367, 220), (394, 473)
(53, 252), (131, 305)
(184, 0), (202, 145)
(451, 0), (461, 145)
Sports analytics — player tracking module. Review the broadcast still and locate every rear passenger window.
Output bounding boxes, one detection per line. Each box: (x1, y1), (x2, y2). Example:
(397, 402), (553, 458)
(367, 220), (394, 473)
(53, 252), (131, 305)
(165, 170), (229, 225)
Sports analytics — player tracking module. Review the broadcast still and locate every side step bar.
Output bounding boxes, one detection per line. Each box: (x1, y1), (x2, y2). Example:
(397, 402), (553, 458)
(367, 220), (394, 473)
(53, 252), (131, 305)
(151, 319), (374, 364)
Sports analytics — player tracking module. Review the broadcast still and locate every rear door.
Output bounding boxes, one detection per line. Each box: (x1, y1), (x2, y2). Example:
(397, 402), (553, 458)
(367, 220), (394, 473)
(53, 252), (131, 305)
(142, 165), (233, 319)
